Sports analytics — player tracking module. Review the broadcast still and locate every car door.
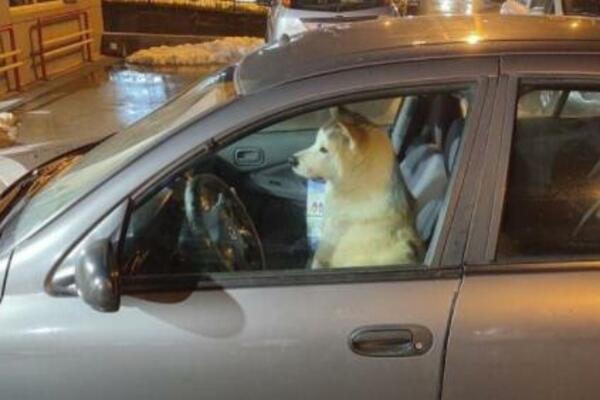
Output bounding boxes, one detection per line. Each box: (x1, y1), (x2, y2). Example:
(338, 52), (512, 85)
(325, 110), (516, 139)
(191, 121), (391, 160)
(443, 54), (600, 399)
(0, 59), (496, 400)
(113, 87), (484, 400)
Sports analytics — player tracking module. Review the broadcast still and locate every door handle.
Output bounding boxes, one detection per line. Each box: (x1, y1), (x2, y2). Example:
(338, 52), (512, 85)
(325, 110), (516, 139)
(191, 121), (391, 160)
(233, 148), (264, 166)
(348, 324), (433, 357)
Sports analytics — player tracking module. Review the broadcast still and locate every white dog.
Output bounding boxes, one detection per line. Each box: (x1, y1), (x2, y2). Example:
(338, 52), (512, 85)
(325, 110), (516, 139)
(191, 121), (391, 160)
(290, 107), (423, 269)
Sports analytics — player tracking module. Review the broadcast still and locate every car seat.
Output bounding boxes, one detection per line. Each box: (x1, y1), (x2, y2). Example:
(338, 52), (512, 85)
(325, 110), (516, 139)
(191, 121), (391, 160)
(393, 94), (464, 242)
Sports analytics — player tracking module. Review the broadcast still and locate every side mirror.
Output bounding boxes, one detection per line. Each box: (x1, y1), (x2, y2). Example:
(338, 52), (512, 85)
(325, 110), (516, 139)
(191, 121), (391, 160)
(75, 239), (120, 312)
(46, 203), (126, 312)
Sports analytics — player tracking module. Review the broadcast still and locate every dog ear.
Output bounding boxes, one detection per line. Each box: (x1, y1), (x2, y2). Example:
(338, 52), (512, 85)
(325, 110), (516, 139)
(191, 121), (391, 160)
(330, 106), (367, 150)
(337, 106), (375, 127)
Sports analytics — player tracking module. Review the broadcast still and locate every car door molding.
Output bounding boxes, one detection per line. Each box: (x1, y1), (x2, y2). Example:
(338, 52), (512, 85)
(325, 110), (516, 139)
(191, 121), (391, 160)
(121, 265), (462, 293)
(464, 259), (600, 275)
(438, 75), (498, 267)
(464, 74), (513, 265)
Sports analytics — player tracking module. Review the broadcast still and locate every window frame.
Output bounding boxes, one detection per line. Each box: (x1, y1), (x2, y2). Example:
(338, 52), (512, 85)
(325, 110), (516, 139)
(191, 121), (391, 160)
(117, 77), (491, 294)
(468, 54), (600, 269)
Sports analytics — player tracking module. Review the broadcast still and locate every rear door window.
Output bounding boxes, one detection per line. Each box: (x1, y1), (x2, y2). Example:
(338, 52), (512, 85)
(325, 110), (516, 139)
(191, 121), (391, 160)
(497, 86), (600, 260)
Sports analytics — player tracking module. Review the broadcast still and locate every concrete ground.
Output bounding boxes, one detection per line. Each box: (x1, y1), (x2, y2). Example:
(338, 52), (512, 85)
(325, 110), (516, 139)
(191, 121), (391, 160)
(12, 62), (217, 145)
(0, 59), (219, 190)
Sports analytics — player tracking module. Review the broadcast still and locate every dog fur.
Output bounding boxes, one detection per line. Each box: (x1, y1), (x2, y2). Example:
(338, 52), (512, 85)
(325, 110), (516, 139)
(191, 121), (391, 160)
(292, 107), (424, 268)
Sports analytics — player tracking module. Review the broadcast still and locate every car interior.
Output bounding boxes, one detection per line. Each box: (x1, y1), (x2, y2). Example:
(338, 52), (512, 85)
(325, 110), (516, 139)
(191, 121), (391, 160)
(122, 90), (471, 275)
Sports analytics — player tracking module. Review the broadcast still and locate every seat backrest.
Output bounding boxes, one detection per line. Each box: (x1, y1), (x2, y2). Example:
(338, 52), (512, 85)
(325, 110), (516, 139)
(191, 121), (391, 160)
(392, 94), (463, 159)
(391, 96), (421, 155)
(443, 118), (465, 173)
(398, 94), (465, 242)
(400, 144), (448, 213)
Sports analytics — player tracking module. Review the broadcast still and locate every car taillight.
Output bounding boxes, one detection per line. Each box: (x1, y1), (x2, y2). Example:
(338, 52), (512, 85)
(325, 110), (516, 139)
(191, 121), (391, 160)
(282, 0), (292, 7)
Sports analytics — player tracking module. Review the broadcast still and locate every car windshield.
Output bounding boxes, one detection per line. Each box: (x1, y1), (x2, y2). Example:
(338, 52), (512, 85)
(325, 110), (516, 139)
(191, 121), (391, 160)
(0, 67), (237, 249)
(562, 0), (600, 16)
(290, 0), (387, 12)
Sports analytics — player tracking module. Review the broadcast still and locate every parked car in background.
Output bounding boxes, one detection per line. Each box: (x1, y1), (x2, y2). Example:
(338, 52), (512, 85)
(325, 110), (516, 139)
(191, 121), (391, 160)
(260, 0), (400, 42)
(1, 15), (600, 400)
(501, 0), (600, 16)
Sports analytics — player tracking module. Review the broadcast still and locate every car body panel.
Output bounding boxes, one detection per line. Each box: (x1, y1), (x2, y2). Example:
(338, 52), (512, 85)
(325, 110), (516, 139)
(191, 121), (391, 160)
(0, 275), (460, 400)
(443, 270), (600, 400)
(0, 138), (94, 192)
(238, 15), (600, 94)
(443, 53), (600, 399)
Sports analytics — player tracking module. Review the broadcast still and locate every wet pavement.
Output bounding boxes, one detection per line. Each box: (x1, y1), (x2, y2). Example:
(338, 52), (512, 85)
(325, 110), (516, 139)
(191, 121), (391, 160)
(11, 62), (218, 146)
(0, 61), (219, 190)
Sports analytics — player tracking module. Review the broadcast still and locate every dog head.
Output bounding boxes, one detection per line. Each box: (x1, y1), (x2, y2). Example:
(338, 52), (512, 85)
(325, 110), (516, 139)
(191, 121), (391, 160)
(290, 107), (373, 183)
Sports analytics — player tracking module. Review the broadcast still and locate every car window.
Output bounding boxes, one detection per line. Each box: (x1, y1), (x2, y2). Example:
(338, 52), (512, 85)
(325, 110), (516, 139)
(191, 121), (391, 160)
(519, 89), (600, 119)
(560, 91), (600, 118)
(497, 87), (600, 260)
(562, 0), (600, 16)
(122, 90), (471, 276)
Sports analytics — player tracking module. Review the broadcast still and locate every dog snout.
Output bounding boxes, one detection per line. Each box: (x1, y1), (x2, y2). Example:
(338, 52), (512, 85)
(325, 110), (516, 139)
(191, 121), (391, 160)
(288, 156), (299, 168)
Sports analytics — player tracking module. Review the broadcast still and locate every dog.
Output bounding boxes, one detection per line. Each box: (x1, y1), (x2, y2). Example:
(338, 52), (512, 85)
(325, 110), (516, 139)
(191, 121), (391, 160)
(0, 112), (19, 148)
(290, 106), (424, 269)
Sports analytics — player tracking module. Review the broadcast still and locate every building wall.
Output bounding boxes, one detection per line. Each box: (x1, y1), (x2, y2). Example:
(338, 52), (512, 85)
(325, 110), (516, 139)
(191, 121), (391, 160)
(0, 0), (103, 93)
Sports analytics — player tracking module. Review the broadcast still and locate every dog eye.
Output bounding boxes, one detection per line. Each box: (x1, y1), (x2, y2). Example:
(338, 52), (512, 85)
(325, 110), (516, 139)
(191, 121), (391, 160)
(319, 147), (328, 154)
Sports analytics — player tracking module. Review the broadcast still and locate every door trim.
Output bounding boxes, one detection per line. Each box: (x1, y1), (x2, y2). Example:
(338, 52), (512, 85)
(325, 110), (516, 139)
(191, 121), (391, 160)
(121, 266), (462, 293)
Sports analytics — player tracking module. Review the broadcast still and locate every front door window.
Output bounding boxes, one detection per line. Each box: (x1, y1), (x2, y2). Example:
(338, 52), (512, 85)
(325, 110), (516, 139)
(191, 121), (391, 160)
(122, 90), (471, 275)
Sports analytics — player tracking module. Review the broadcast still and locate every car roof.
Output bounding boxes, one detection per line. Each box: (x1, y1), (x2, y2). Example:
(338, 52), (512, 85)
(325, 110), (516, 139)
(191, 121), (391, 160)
(236, 15), (600, 94)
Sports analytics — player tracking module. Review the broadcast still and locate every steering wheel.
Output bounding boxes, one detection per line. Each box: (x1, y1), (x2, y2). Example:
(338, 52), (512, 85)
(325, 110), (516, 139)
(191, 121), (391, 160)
(184, 173), (265, 272)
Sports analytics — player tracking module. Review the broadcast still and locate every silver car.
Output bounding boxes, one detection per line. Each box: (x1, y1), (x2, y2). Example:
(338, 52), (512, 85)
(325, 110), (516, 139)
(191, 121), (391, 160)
(0, 15), (600, 400)
(261, 0), (399, 42)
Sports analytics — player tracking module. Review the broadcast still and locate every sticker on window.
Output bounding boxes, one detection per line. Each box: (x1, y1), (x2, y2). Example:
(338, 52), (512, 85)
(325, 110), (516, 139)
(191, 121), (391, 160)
(306, 179), (326, 250)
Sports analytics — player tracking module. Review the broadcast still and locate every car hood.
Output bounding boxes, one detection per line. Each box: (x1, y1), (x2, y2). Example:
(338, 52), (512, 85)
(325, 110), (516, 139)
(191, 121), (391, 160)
(0, 137), (95, 193)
